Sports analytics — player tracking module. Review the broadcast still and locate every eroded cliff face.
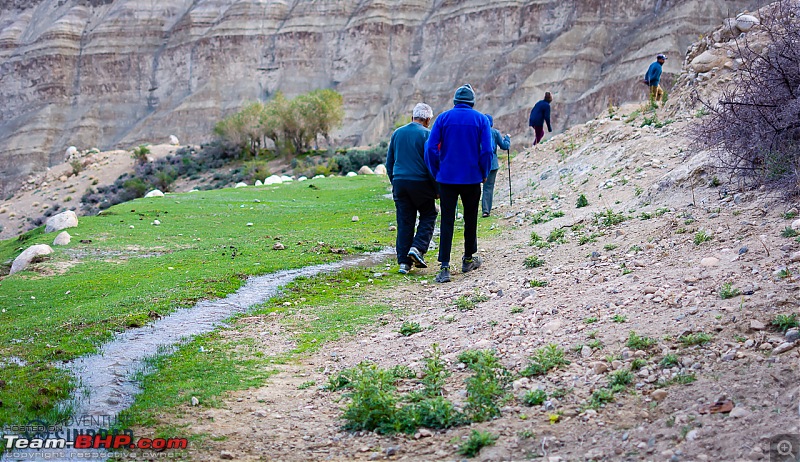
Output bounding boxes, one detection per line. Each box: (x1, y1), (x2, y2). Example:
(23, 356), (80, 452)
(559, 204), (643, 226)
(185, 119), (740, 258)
(0, 0), (766, 196)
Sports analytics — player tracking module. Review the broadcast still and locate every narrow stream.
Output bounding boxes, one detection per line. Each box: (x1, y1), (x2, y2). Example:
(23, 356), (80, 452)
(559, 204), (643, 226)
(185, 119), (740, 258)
(2, 249), (392, 462)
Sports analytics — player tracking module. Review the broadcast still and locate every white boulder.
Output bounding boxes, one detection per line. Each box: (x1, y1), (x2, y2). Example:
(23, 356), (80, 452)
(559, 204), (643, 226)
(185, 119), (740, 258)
(791, 218), (800, 231)
(280, 175), (294, 182)
(235, 182), (248, 188)
(298, 176), (308, 182)
(374, 164), (388, 175)
(53, 231), (71, 246)
(264, 175), (283, 185)
(169, 135), (180, 146)
(45, 211), (78, 233)
(65, 146), (79, 159)
(144, 189), (165, 198)
(358, 165), (375, 175)
(691, 50), (726, 73)
(254, 180), (263, 186)
(346, 172), (358, 177)
(10, 244), (53, 275)
(313, 175), (325, 179)
(736, 14), (759, 32)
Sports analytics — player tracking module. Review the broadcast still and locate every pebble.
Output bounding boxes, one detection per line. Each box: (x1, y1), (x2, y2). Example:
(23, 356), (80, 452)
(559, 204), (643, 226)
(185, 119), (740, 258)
(730, 407), (750, 418)
(581, 345), (593, 358)
(792, 218), (800, 231)
(786, 329), (800, 343)
(773, 342), (797, 355)
(273, 242), (286, 250)
(591, 362), (609, 375)
(651, 390), (668, 401)
(220, 451), (235, 460)
(352, 216), (359, 222)
(191, 396), (199, 406)
(385, 447), (398, 456)
(152, 219), (161, 226)
(759, 343), (773, 351)
(700, 257), (720, 267)
(254, 409), (267, 417)
(738, 246), (748, 255)
(644, 286), (658, 295)
(792, 252), (800, 263)
(750, 320), (766, 331)
(388, 225), (397, 231)
(685, 429), (698, 441)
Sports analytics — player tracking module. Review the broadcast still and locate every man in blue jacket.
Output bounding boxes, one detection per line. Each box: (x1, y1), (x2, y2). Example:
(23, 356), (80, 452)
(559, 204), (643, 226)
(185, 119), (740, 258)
(386, 103), (437, 274)
(425, 84), (493, 283)
(482, 114), (511, 218)
(528, 92), (553, 146)
(644, 53), (667, 104)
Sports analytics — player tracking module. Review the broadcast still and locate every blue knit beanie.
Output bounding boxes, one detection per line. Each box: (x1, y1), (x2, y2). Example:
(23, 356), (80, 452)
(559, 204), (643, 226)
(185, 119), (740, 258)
(453, 84), (476, 107)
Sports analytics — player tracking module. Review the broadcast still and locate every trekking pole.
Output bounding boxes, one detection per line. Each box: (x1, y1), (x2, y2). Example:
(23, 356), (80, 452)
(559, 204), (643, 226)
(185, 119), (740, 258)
(506, 147), (513, 206)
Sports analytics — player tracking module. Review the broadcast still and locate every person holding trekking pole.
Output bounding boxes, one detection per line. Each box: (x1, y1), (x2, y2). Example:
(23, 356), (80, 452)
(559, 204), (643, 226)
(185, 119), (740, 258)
(481, 114), (510, 218)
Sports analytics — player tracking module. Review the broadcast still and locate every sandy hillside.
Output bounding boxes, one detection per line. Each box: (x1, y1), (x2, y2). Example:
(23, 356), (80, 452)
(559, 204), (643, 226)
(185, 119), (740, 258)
(139, 10), (800, 462)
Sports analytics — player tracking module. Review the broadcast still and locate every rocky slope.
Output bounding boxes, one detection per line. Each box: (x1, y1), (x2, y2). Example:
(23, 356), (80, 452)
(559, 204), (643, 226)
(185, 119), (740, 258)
(0, 0), (767, 197)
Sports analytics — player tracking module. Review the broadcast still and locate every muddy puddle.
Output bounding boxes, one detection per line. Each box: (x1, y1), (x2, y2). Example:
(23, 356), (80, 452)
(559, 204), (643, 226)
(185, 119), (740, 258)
(1, 249), (392, 462)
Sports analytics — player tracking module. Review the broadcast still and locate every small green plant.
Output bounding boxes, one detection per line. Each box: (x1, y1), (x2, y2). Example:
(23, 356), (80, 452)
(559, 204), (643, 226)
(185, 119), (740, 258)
(678, 332), (713, 346)
(462, 350), (511, 422)
(399, 321), (422, 336)
(587, 339), (604, 350)
(621, 263), (632, 275)
(695, 107), (708, 118)
(529, 279), (548, 288)
(297, 380), (316, 390)
(578, 233), (600, 246)
(521, 345), (570, 377)
(510, 306), (524, 314)
(718, 283), (741, 300)
(693, 230), (713, 245)
(781, 226), (799, 238)
(70, 160), (84, 175)
(630, 358), (647, 370)
(595, 209), (627, 227)
(626, 331), (657, 350)
(529, 231), (547, 247)
(576, 194), (589, 208)
(625, 109), (641, 123)
(518, 429), (535, 439)
(639, 211), (653, 220)
(784, 211), (799, 219)
(390, 365), (416, 379)
(634, 185), (644, 196)
(523, 256), (545, 268)
(656, 373), (697, 388)
(131, 144), (151, 165)
(603, 243), (618, 251)
(547, 228), (567, 244)
(608, 369), (634, 387)
(709, 176), (722, 187)
(521, 389), (547, 406)
(588, 388), (616, 408)
(778, 268), (792, 279)
(733, 335), (747, 343)
(587, 330), (598, 339)
(454, 291), (489, 311)
(771, 313), (799, 332)
(629, 245), (643, 253)
(584, 317), (598, 324)
(457, 430), (498, 458)
(612, 314), (627, 323)
(421, 344), (450, 398)
(660, 354), (680, 368)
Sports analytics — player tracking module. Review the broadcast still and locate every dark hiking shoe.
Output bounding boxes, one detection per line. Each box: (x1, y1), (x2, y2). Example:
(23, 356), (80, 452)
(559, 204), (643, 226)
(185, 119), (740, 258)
(482, 212), (490, 218)
(408, 247), (427, 268)
(435, 266), (451, 283)
(461, 255), (483, 273)
(398, 263), (411, 274)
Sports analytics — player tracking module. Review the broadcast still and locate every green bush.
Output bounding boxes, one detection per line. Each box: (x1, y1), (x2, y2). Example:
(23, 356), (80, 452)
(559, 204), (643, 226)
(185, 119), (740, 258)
(576, 194), (589, 208)
(521, 345), (570, 377)
(521, 389), (547, 406)
(458, 430), (498, 458)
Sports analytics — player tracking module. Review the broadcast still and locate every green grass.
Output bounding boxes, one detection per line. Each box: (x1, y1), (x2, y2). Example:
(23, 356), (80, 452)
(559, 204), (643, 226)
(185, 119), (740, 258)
(595, 209), (627, 227)
(612, 314), (627, 323)
(521, 389), (547, 406)
(781, 226), (799, 238)
(693, 230), (713, 245)
(603, 244), (618, 251)
(626, 331), (657, 350)
(678, 332), (713, 347)
(584, 317), (598, 324)
(523, 255), (545, 268)
(457, 430), (498, 458)
(719, 282), (741, 300)
(0, 176), (403, 428)
(576, 194), (589, 208)
(399, 321), (422, 336)
(547, 228), (567, 244)
(660, 354), (680, 368)
(529, 279), (548, 287)
(771, 313), (799, 332)
(521, 344), (570, 377)
(454, 291), (490, 311)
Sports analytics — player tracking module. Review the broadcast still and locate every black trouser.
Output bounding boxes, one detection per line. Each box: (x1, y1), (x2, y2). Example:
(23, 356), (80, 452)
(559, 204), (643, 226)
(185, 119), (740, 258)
(392, 179), (438, 265)
(438, 182), (481, 266)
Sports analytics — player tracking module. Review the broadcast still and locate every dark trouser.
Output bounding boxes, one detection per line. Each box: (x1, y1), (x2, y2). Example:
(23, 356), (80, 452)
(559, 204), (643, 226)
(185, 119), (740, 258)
(482, 169), (499, 215)
(392, 179), (438, 265)
(533, 125), (545, 145)
(438, 182), (481, 266)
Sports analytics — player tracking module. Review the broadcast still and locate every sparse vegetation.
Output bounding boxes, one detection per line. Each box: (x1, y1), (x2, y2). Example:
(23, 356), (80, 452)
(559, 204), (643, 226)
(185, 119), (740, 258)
(454, 291), (489, 311)
(595, 209), (627, 227)
(612, 314), (627, 323)
(529, 279), (548, 288)
(131, 144), (151, 165)
(660, 354), (680, 368)
(626, 331), (657, 350)
(457, 430), (498, 458)
(604, 244), (618, 251)
(719, 283), (741, 300)
(771, 314), (799, 332)
(781, 226), (799, 238)
(576, 194), (589, 208)
(521, 345), (570, 377)
(547, 228), (566, 244)
(523, 256), (545, 268)
(521, 389), (547, 406)
(693, 230), (713, 245)
(679, 332), (713, 347)
(399, 321), (422, 336)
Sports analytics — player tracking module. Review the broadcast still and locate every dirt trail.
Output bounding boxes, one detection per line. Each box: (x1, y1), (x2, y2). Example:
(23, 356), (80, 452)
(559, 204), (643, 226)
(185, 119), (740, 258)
(146, 101), (800, 461)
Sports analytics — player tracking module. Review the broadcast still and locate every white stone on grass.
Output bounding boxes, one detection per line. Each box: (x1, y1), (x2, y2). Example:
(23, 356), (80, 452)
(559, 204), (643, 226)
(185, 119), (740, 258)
(144, 189), (165, 198)
(169, 135), (180, 146)
(235, 182), (248, 188)
(358, 165), (375, 175)
(45, 211), (78, 233)
(53, 231), (71, 246)
(374, 164), (387, 175)
(10, 244), (53, 275)
(254, 180), (263, 186)
(346, 172), (358, 177)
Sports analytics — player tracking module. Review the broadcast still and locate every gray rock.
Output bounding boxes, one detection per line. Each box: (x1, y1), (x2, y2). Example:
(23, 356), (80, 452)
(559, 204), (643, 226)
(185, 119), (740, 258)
(273, 242), (286, 250)
(45, 210), (78, 233)
(220, 451), (234, 460)
(53, 231), (71, 246)
(385, 447), (398, 456)
(700, 257), (719, 267)
(358, 165), (375, 175)
(773, 342), (797, 355)
(581, 345), (593, 358)
(729, 407), (750, 418)
(785, 329), (800, 343)
(738, 246), (748, 255)
(750, 320), (766, 331)
(10, 244), (54, 275)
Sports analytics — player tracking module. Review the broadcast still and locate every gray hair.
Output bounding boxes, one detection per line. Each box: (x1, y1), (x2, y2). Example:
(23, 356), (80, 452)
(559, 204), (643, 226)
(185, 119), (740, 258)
(412, 103), (433, 120)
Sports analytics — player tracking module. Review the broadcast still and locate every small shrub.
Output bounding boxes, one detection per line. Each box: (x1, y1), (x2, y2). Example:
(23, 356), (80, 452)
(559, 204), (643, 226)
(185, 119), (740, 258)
(584, 317), (598, 324)
(588, 388), (616, 408)
(595, 209), (627, 227)
(587, 339), (603, 350)
(578, 233), (599, 245)
(457, 430), (498, 458)
(421, 344), (450, 398)
(463, 351), (511, 422)
(660, 354), (680, 368)
(547, 228), (566, 244)
(612, 314), (627, 323)
(521, 345), (570, 377)
(603, 244), (618, 251)
(340, 362), (399, 433)
(678, 332), (713, 347)
(576, 194), (589, 208)
(529, 279), (548, 288)
(70, 160), (84, 175)
(608, 369), (634, 387)
(718, 282), (741, 300)
(454, 291), (489, 311)
(131, 144), (151, 165)
(630, 358), (647, 370)
(297, 380), (315, 390)
(781, 226), (799, 238)
(523, 255), (545, 268)
(693, 230), (712, 245)
(521, 389), (547, 406)
(390, 365), (416, 379)
(510, 306), (524, 314)
(771, 313), (799, 332)
(399, 321), (422, 336)
(626, 331), (657, 350)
